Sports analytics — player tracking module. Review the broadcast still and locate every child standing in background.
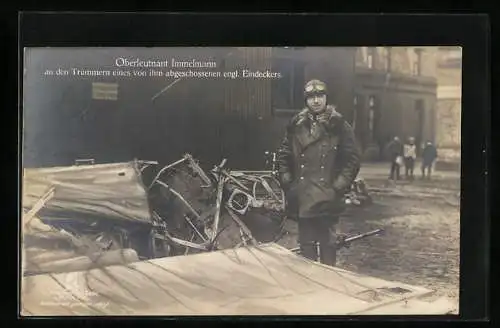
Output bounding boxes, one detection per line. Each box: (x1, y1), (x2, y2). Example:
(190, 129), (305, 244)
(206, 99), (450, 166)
(404, 137), (417, 180)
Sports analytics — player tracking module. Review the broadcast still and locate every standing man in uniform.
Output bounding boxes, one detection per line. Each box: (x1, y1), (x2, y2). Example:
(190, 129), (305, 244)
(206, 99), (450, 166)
(421, 141), (438, 180)
(277, 79), (361, 266)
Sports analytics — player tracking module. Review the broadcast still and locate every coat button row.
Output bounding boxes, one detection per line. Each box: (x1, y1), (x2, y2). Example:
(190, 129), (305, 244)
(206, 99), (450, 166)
(299, 177), (325, 181)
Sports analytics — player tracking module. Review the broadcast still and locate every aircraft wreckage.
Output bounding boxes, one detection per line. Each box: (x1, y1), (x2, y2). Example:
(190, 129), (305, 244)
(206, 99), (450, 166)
(21, 154), (457, 315)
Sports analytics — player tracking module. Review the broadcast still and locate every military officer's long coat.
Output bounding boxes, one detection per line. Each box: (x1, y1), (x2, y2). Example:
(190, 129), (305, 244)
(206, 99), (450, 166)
(277, 105), (361, 220)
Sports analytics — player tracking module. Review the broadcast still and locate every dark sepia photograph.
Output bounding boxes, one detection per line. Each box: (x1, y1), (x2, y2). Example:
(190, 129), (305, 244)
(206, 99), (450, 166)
(21, 46), (461, 315)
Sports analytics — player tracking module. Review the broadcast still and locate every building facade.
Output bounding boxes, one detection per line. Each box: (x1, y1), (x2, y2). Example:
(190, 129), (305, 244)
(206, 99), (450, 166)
(353, 47), (438, 160)
(434, 46), (462, 170)
(23, 47), (356, 169)
(352, 46), (462, 169)
(25, 47), (460, 169)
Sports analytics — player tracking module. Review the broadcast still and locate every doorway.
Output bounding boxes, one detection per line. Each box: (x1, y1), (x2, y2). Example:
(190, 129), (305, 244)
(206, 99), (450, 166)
(415, 99), (425, 154)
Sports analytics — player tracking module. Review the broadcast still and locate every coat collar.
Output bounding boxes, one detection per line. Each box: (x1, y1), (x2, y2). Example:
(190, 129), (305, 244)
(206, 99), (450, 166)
(292, 105), (343, 152)
(295, 105), (341, 124)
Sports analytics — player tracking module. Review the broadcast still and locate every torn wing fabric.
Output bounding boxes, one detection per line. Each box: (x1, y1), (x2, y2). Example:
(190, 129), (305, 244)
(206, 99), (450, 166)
(21, 244), (457, 315)
(22, 162), (153, 224)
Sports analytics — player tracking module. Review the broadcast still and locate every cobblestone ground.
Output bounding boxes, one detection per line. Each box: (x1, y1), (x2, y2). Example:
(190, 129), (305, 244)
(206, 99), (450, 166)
(338, 197), (459, 302)
(265, 178), (461, 308)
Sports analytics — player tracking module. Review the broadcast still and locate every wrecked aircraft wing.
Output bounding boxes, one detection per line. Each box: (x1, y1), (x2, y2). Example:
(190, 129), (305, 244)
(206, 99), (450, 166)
(22, 162), (152, 224)
(21, 243), (457, 316)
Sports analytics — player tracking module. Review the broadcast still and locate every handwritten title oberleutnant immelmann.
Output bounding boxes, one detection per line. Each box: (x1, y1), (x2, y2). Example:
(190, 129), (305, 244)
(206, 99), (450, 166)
(115, 57), (217, 68)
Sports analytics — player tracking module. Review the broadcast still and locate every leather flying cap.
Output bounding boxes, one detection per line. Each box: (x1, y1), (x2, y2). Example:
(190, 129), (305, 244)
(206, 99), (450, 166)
(304, 79), (327, 97)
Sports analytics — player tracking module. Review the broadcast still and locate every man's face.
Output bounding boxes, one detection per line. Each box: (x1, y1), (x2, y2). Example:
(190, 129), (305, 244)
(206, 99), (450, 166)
(306, 94), (327, 113)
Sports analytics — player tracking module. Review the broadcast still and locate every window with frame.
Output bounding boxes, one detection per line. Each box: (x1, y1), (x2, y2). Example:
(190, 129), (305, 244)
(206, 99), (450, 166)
(367, 48), (375, 69)
(438, 47), (462, 69)
(352, 95), (359, 131)
(368, 95), (377, 140)
(413, 49), (423, 76)
(385, 47), (392, 71)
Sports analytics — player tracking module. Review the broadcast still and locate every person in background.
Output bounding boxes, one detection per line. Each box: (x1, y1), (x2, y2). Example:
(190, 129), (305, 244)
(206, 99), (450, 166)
(404, 137), (417, 180)
(386, 136), (403, 180)
(421, 141), (438, 180)
(277, 79), (360, 267)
